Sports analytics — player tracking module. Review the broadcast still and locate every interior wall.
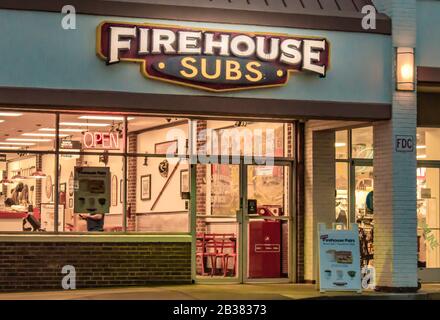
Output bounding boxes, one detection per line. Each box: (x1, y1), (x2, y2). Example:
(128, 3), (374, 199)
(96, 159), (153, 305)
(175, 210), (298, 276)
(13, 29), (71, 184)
(136, 123), (189, 232)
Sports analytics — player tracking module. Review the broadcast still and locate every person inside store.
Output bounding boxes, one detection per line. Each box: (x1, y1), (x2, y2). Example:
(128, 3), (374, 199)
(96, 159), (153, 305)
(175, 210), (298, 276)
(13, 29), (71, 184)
(9, 182), (24, 205)
(79, 213), (105, 232)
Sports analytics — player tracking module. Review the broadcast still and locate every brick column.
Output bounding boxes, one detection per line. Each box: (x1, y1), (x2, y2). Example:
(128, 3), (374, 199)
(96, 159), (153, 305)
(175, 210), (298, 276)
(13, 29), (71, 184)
(304, 126), (335, 282)
(2, 163), (7, 198)
(195, 120), (207, 275)
(373, 0), (418, 292)
(195, 120), (207, 227)
(127, 133), (137, 231)
(295, 121), (305, 282)
(35, 154), (42, 207)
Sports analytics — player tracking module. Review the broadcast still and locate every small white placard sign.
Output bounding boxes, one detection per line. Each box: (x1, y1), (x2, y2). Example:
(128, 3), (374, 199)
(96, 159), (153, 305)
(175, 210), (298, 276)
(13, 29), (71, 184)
(395, 135), (414, 152)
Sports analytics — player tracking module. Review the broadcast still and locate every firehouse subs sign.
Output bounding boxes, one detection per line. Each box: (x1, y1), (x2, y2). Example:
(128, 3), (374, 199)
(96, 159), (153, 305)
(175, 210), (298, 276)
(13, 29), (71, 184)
(96, 21), (330, 92)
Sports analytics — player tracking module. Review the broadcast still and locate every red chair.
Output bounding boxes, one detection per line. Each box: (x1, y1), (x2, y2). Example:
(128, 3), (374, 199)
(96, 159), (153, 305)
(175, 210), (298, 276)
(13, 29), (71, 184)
(210, 233), (237, 277)
(196, 233), (210, 275)
(197, 233), (237, 277)
(204, 235), (226, 276)
(221, 234), (237, 277)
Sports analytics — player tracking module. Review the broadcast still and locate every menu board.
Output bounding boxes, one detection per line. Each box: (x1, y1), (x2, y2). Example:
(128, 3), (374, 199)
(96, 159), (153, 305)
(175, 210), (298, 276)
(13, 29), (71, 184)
(318, 223), (362, 293)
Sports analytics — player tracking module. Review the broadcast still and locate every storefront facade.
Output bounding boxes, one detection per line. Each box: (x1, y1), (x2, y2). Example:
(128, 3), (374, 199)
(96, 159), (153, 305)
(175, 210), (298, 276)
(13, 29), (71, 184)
(0, 0), (436, 292)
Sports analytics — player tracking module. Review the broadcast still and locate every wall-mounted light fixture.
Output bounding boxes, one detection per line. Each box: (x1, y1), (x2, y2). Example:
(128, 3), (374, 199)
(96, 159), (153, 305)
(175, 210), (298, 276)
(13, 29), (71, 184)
(396, 47), (415, 91)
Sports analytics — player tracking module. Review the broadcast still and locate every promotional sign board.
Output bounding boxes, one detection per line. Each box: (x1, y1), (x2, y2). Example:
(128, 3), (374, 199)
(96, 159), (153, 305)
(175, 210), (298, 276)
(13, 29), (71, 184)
(97, 21), (330, 92)
(318, 223), (361, 293)
(74, 167), (110, 214)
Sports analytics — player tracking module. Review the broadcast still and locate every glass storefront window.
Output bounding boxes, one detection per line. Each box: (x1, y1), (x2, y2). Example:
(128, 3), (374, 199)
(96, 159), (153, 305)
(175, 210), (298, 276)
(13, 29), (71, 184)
(352, 127), (373, 159)
(133, 156), (189, 232)
(0, 111), (56, 151)
(417, 167), (440, 268)
(60, 113), (126, 154)
(128, 117), (189, 232)
(334, 125), (374, 266)
(211, 164), (240, 216)
(195, 163), (240, 279)
(59, 154), (124, 232)
(335, 162), (349, 228)
(0, 112), (293, 237)
(335, 130), (348, 159)
(417, 128), (440, 161)
(202, 120), (290, 158)
(355, 165), (374, 267)
(0, 153), (55, 232)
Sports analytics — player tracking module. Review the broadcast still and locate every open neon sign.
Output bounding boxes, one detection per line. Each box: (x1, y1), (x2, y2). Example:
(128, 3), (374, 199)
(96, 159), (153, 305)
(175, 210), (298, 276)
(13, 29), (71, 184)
(83, 132), (120, 150)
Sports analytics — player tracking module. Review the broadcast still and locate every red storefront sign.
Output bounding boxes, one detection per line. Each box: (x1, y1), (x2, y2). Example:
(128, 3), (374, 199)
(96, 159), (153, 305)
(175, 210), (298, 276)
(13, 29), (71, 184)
(83, 132), (120, 150)
(97, 21), (330, 92)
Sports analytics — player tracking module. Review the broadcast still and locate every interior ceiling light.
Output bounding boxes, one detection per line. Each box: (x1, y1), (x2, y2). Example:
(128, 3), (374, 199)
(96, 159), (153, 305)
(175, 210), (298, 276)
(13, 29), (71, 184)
(416, 145), (427, 149)
(0, 112), (23, 117)
(11, 173), (26, 180)
(78, 115), (134, 121)
(0, 120), (5, 123)
(335, 143), (347, 147)
(0, 146), (20, 149)
(30, 170), (47, 179)
(39, 128), (84, 133)
(60, 122), (110, 127)
(22, 133), (69, 137)
(0, 142), (35, 146)
(7, 138), (51, 142)
(0, 177), (13, 185)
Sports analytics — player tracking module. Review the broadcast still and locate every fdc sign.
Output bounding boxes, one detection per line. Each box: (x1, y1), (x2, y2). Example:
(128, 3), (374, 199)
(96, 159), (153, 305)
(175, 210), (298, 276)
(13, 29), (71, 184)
(395, 135), (414, 152)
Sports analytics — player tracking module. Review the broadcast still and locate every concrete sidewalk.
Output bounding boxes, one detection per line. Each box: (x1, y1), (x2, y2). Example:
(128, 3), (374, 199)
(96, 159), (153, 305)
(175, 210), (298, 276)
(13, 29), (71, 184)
(0, 283), (440, 300)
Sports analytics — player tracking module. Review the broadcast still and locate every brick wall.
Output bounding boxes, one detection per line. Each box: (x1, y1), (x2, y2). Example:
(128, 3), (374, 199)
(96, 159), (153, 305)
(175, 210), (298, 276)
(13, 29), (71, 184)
(295, 122), (305, 282)
(0, 241), (191, 292)
(127, 134), (137, 231)
(373, 0), (418, 291)
(195, 120), (207, 275)
(35, 154), (42, 207)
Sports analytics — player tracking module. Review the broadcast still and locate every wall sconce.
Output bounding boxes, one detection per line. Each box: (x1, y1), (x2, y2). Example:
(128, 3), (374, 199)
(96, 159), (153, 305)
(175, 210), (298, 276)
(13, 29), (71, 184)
(143, 151), (149, 167)
(396, 47), (415, 91)
(99, 151), (109, 165)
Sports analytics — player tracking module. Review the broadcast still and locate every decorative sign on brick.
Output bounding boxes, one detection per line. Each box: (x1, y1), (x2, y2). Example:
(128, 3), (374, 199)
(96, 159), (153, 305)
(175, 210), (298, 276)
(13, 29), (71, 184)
(96, 21), (330, 92)
(395, 135), (414, 152)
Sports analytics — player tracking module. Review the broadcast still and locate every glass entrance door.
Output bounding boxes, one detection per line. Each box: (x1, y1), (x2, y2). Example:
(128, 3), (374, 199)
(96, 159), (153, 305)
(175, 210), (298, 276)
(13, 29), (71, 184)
(193, 161), (294, 283)
(243, 162), (293, 282)
(417, 167), (440, 282)
(194, 163), (241, 281)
